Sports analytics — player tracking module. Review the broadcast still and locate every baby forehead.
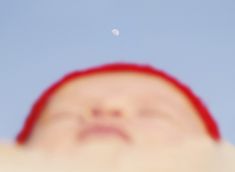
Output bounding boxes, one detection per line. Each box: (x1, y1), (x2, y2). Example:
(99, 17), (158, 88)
(46, 72), (195, 111)
(52, 72), (186, 99)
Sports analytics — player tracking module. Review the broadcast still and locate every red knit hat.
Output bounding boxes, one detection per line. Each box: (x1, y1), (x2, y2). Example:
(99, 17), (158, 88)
(16, 63), (221, 144)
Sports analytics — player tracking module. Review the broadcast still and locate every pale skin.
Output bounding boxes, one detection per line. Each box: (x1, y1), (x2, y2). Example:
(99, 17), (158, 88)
(25, 71), (209, 155)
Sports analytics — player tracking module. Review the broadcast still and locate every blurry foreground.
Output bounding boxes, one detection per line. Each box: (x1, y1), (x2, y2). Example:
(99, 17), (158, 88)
(0, 139), (235, 172)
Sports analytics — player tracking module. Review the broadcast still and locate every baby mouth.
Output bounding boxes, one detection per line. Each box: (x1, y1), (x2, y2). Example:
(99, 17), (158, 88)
(78, 124), (131, 143)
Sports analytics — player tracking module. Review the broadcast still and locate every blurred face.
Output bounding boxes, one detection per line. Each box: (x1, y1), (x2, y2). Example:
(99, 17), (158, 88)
(26, 72), (208, 153)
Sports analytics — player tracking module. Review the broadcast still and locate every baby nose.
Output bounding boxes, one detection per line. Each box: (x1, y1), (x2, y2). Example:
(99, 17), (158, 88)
(91, 107), (123, 118)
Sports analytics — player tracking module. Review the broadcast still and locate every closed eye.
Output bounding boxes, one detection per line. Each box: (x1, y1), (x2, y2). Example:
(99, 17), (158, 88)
(137, 108), (158, 118)
(41, 112), (83, 125)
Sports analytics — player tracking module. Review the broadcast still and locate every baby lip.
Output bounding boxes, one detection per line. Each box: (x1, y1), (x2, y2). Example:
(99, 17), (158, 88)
(78, 124), (131, 142)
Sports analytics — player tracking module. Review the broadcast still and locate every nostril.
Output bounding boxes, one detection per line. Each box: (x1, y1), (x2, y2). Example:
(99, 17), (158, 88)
(111, 110), (122, 117)
(92, 108), (102, 117)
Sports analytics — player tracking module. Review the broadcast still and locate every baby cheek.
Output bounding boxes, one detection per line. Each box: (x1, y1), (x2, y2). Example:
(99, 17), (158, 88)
(129, 117), (185, 144)
(30, 120), (79, 147)
(131, 116), (171, 131)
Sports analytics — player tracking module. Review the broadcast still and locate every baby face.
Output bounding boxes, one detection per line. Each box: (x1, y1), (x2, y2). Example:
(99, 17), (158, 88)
(26, 72), (208, 152)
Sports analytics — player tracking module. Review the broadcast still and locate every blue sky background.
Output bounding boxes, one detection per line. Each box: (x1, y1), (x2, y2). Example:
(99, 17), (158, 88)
(0, 0), (234, 144)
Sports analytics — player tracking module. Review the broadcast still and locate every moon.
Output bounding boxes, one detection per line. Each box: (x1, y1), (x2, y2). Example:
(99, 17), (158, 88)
(112, 29), (120, 36)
